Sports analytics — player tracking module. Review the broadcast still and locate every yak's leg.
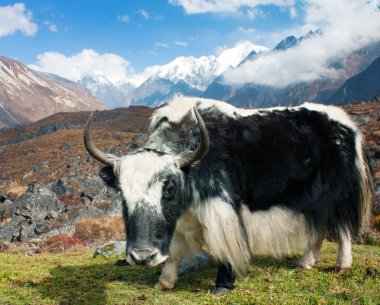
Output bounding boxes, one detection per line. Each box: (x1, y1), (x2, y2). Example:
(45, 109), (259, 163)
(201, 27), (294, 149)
(335, 229), (352, 273)
(155, 212), (203, 290)
(155, 256), (181, 290)
(155, 233), (185, 290)
(212, 263), (235, 295)
(298, 230), (325, 270)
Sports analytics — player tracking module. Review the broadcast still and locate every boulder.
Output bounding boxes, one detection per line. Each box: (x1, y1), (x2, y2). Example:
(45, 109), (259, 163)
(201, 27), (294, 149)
(93, 240), (126, 258)
(14, 182), (64, 222)
(53, 178), (77, 197)
(0, 199), (15, 221)
(0, 216), (27, 242)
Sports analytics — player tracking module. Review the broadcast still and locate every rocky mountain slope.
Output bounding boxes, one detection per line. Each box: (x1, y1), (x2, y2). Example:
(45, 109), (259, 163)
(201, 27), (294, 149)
(0, 99), (379, 246)
(0, 56), (106, 128)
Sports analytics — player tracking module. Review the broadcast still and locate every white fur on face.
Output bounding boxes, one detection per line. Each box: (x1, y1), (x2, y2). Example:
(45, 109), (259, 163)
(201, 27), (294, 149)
(118, 151), (179, 214)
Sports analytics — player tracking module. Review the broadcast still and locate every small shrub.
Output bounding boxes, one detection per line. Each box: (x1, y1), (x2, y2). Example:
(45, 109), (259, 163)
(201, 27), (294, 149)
(73, 216), (125, 242)
(59, 193), (82, 207)
(91, 199), (112, 210)
(43, 234), (86, 253)
(0, 241), (10, 252)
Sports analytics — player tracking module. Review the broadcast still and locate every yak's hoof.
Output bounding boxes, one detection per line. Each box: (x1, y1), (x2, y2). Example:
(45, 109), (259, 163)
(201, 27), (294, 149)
(154, 281), (174, 291)
(114, 259), (128, 266)
(335, 266), (351, 274)
(296, 264), (313, 270)
(212, 287), (232, 295)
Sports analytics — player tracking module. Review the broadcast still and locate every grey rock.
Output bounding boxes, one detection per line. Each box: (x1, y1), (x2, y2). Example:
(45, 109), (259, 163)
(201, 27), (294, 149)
(53, 178), (77, 197)
(65, 205), (106, 225)
(129, 142), (140, 149)
(0, 191), (6, 203)
(93, 240), (126, 258)
(0, 199), (15, 221)
(33, 161), (49, 171)
(37, 225), (75, 240)
(132, 135), (145, 142)
(19, 222), (37, 242)
(29, 238), (44, 248)
(68, 156), (78, 164)
(60, 143), (72, 150)
(15, 182), (64, 221)
(45, 210), (59, 220)
(0, 216), (26, 242)
(25, 147), (40, 156)
(106, 192), (124, 216)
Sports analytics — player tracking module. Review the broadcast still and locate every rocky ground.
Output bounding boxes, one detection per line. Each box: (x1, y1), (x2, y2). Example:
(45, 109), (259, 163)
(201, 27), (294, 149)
(0, 101), (379, 251)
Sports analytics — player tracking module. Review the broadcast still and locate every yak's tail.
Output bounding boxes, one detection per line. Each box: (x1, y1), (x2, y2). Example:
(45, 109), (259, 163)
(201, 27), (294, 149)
(357, 136), (374, 234)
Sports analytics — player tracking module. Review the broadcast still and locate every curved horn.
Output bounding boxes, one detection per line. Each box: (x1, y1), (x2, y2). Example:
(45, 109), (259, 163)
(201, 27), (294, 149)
(178, 107), (210, 168)
(83, 112), (117, 167)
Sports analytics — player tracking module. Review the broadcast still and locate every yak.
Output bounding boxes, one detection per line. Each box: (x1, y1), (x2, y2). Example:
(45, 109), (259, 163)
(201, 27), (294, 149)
(84, 96), (372, 294)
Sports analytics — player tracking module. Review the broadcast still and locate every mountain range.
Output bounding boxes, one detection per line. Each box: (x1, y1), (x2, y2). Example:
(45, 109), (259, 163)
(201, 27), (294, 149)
(1, 33), (379, 128)
(0, 56), (105, 128)
(79, 35), (380, 109)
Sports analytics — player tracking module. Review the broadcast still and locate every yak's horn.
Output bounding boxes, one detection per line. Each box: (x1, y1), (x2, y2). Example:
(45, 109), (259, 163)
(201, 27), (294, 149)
(178, 107), (210, 168)
(83, 112), (117, 167)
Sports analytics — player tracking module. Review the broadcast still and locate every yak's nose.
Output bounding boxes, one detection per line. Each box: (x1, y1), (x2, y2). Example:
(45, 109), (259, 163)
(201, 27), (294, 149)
(129, 248), (158, 265)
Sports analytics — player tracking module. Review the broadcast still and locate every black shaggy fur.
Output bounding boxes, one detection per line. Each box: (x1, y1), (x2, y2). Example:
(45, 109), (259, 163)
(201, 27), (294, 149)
(148, 104), (371, 240)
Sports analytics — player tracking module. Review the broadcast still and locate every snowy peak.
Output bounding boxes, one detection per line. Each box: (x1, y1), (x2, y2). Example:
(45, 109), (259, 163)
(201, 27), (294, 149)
(217, 41), (269, 69)
(143, 41), (269, 91)
(152, 55), (220, 91)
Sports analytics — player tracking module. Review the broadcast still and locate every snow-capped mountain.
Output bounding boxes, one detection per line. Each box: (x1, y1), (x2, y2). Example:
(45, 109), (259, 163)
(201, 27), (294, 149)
(0, 56), (105, 128)
(79, 75), (135, 108)
(125, 41), (268, 106)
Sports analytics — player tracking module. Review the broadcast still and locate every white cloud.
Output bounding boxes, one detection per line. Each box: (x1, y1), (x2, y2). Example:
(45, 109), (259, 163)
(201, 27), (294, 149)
(48, 24), (58, 32)
(174, 40), (188, 47)
(155, 42), (169, 48)
(127, 65), (161, 86)
(138, 9), (164, 20)
(0, 3), (37, 37)
(223, 0), (380, 87)
(289, 6), (297, 18)
(139, 9), (149, 19)
(247, 7), (265, 19)
(169, 0), (295, 14)
(118, 14), (130, 23)
(238, 26), (256, 34)
(29, 49), (133, 84)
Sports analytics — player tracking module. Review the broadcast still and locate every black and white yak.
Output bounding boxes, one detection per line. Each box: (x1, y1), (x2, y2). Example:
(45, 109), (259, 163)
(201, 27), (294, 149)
(84, 96), (373, 294)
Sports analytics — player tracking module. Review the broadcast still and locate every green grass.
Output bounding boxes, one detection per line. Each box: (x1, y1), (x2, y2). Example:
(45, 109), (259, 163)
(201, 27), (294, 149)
(0, 242), (379, 305)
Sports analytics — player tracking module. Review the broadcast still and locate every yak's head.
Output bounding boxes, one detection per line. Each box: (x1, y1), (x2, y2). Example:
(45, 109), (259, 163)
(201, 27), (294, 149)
(83, 108), (209, 266)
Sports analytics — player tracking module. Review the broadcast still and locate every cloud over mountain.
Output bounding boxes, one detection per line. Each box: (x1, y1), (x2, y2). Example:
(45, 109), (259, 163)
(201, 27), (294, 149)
(29, 49), (133, 85)
(223, 0), (380, 87)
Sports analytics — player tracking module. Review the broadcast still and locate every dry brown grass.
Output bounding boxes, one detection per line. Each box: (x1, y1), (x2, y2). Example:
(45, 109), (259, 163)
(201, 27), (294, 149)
(5, 181), (27, 199)
(91, 199), (112, 210)
(73, 216), (125, 242)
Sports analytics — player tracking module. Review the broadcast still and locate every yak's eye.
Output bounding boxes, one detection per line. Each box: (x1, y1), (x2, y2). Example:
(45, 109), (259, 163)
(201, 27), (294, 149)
(163, 180), (175, 198)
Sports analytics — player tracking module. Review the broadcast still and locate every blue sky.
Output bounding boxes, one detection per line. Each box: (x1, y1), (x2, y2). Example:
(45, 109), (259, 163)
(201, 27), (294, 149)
(1, 1), (379, 87)
(0, 0), (304, 71)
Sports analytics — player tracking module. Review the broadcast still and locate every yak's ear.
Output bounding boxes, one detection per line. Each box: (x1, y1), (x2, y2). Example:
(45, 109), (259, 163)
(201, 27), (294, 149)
(99, 166), (119, 190)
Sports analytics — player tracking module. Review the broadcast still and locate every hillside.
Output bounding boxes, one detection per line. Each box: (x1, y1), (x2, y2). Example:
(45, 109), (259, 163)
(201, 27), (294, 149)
(0, 56), (106, 128)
